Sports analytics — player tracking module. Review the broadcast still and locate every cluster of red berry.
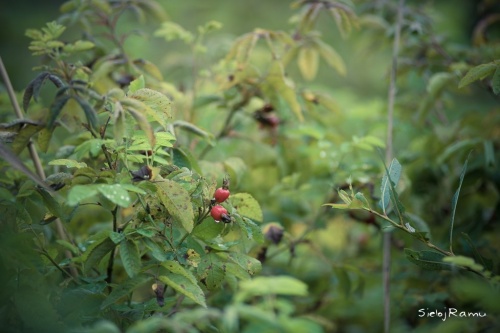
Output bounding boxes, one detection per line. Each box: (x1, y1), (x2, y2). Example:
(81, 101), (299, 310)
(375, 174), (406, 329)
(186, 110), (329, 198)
(210, 178), (231, 223)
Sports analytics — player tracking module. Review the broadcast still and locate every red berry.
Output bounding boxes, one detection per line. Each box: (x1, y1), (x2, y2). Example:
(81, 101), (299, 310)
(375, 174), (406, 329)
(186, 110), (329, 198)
(210, 205), (228, 222)
(214, 187), (230, 203)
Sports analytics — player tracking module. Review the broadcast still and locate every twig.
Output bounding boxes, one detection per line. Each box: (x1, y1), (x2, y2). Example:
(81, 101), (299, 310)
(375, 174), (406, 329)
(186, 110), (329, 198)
(383, 1), (404, 333)
(0, 56), (78, 278)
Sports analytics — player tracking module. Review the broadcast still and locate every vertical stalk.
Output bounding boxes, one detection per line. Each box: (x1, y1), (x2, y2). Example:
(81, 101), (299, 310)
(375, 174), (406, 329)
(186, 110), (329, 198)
(383, 1), (404, 333)
(0, 56), (78, 278)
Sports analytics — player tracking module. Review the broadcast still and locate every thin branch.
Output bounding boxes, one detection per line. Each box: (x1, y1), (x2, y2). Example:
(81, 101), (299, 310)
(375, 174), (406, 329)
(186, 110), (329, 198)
(383, 1), (405, 333)
(0, 56), (78, 278)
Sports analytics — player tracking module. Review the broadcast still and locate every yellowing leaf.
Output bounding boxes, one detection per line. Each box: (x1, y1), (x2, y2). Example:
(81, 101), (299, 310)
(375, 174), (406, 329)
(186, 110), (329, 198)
(264, 60), (303, 121)
(156, 180), (194, 233)
(316, 40), (346, 76)
(298, 47), (319, 81)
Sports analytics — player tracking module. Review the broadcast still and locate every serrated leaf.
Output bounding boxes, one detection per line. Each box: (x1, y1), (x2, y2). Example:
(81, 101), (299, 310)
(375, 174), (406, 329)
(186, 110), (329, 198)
(404, 249), (451, 271)
(136, 228), (156, 238)
(459, 63), (497, 88)
(84, 232), (115, 273)
(225, 252), (261, 275)
(128, 75), (145, 94)
(101, 274), (152, 309)
(162, 260), (198, 285)
(120, 239), (141, 278)
(144, 238), (169, 262)
(450, 153), (470, 253)
(156, 180), (194, 233)
(240, 217), (264, 243)
(298, 47), (319, 81)
(96, 184), (131, 208)
(130, 88), (172, 127)
(379, 158), (401, 214)
(230, 193), (263, 222)
(49, 159), (87, 169)
(67, 184), (99, 206)
(110, 231), (125, 244)
(158, 274), (206, 307)
(197, 253), (225, 291)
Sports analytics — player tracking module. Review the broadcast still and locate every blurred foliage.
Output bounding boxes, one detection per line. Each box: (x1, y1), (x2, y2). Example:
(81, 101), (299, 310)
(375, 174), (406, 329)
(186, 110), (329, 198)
(0, 0), (499, 332)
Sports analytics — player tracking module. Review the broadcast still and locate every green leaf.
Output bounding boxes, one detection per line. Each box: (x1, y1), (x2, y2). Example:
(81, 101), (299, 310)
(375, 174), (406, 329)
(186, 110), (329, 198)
(224, 157), (247, 186)
(225, 252), (262, 276)
(125, 105), (156, 148)
(23, 72), (50, 111)
(239, 217), (264, 243)
(133, 59), (164, 81)
(379, 159), (401, 215)
(264, 60), (303, 121)
(110, 231), (125, 244)
(120, 239), (141, 278)
(450, 152), (470, 253)
(36, 187), (63, 220)
(56, 239), (79, 254)
(144, 238), (169, 262)
(316, 40), (346, 76)
(129, 75), (145, 94)
(158, 273), (206, 307)
(197, 253), (225, 291)
(404, 249), (451, 271)
(334, 267), (351, 298)
(238, 276), (308, 299)
(37, 127), (53, 153)
(173, 147), (202, 174)
(48, 95), (71, 130)
(460, 233), (494, 271)
(84, 231), (115, 273)
(162, 260), (198, 285)
(156, 179), (194, 233)
(101, 274), (152, 309)
(230, 193), (263, 222)
(73, 95), (98, 131)
(154, 21), (194, 44)
(427, 72), (455, 97)
(192, 218), (224, 241)
(458, 63), (497, 88)
(442, 256), (484, 272)
(173, 120), (214, 146)
(130, 88), (172, 129)
(49, 159), (87, 169)
(298, 47), (319, 81)
(96, 184), (131, 208)
(11, 124), (43, 154)
(67, 184), (99, 206)
(492, 66), (500, 95)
